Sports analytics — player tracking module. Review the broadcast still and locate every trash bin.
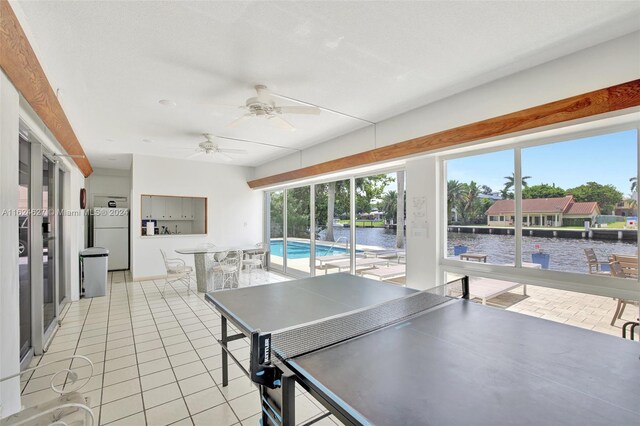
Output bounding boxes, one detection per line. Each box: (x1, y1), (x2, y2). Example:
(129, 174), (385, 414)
(81, 247), (109, 298)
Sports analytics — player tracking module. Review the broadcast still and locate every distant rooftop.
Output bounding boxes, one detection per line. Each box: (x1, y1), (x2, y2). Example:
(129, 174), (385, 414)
(486, 196), (599, 216)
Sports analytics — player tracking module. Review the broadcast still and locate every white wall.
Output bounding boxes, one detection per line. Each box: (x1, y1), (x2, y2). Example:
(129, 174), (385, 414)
(405, 157), (441, 290)
(67, 168), (85, 301)
(254, 31), (640, 180)
(0, 71), (21, 417)
(131, 154), (262, 280)
(85, 167), (131, 208)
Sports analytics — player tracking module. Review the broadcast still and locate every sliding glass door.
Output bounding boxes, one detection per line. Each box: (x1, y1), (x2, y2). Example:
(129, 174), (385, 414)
(267, 191), (284, 272)
(42, 155), (56, 333)
(18, 138), (32, 360)
(285, 187), (311, 276)
(58, 168), (66, 304)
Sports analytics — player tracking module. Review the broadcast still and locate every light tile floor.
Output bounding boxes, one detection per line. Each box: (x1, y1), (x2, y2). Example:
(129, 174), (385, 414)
(22, 269), (342, 426)
(21, 270), (638, 425)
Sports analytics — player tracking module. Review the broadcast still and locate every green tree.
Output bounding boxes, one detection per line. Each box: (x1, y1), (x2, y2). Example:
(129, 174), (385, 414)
(566, 182), (623, 215)
(269, 191), (284, 238)
(396, 171), (405, 249)
(380, 190), (397, 223)
(480, 185), (493, 195)
(503, 173), (531, 197)
(447, 180), (464, 223)
(630, 176), (636, 193)
(355, 175), (394, 213)
(522, 183), (565, 199)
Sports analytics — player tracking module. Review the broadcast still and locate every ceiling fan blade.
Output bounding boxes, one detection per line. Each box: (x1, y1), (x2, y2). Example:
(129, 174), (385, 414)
(277, 105), (321, 115)
(218, 148), (248, 155)
(216, 151), (234, 162)
(187, 151), (203, 159)
(268, 115), (295, 131)
(228, 113), (252, 128)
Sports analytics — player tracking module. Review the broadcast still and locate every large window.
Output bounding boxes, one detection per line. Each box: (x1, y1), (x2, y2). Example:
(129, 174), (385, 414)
(521, 130), (638, 274)
(265, 170), (407, 284)
(444, 128), (638, 280)
(446, 150), (515, 266)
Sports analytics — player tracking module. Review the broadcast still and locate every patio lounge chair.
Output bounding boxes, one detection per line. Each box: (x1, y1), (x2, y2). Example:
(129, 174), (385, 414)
(584, 248), (609, 275)
(468, 277), (527, 305)
(608, 261), (639, 325)
(359, 264), (406, 281)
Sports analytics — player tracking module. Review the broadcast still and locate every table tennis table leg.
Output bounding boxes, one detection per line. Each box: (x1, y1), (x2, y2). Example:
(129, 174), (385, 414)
(221, 316), (229, 387)
(260, 372), (295, 426)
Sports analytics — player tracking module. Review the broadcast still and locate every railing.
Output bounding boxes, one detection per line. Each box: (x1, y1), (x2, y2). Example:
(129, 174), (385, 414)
(318, 236), (349, 256)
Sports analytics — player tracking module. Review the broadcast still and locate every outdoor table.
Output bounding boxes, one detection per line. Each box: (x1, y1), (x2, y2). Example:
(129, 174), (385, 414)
(460, 253), (488, 262)
(175, 245), (256, 292)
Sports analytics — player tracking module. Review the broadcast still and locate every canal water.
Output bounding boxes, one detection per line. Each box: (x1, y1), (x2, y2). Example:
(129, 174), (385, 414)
(320, 227), (637, 274)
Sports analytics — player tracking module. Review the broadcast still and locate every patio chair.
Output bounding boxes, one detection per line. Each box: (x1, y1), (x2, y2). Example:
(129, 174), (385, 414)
(211, 250), (243, 290)
(584, 248), (609, 275)
(160, 249), (193, 298)
(242, 243), (266, 285)
(609, 254), (638, 279)
(608, 261), (638, 325)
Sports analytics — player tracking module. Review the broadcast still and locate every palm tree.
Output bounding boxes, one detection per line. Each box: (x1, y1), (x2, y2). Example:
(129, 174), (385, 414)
(380, 190), (397, 223)
(396, 171), (405, 249)
(460, 181), (480, 223)
(630, 176), (636, 193)
(503, 173), (531, 192)
(447, 180), (464, 222)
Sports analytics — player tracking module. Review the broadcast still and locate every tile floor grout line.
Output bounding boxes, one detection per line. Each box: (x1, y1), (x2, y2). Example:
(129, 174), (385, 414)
(123, 270), (150, 426)
(60, 294), (94, 392)
(136, 277), (194, 426)
(97, 269), (116, 425)
(22, 297), (93, 395)
(153, 277), (251, 423)
(147, 278), (219, 424)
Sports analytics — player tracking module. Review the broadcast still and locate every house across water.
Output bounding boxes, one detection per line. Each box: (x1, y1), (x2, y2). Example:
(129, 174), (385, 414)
(485, 195), (600, 227)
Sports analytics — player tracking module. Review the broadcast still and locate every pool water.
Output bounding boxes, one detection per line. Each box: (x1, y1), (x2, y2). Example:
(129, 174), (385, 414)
(270, 240), (355, 259)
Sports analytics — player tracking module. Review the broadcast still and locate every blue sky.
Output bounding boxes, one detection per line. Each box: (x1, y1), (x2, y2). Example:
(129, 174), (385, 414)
(447, 129), (638, 196)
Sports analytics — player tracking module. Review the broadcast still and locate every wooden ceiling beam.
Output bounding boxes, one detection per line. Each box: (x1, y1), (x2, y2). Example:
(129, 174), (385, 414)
(0, 0), (92, 176)
(248, 79), (640, 189)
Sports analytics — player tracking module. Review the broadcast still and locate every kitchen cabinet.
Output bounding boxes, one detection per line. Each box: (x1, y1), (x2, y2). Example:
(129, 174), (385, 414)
(141, 195), (206, 227)
(151, 196), (166, 219)
(142, 195), (152, 219)
(165, 197), (182, 219)
(182, 198), (194, 219)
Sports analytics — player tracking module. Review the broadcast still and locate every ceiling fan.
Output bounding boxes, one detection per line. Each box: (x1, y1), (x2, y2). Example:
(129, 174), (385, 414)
(228, 85), (321, 130)
(185, 134), (248, 161)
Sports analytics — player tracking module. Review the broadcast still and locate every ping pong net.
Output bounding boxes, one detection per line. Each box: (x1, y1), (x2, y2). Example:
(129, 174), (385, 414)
(250, 276), (469, 388)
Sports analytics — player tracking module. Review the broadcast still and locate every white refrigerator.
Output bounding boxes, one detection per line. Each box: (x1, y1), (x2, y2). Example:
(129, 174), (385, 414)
(93, 208), (129, 271)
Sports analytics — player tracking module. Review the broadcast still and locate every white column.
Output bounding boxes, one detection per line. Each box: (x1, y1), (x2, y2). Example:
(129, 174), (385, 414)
(406, 157), (440, 290)
(0, 71), (22, 416)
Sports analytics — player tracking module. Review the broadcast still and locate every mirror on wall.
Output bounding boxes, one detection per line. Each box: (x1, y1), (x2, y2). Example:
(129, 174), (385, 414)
(141, 195), (207, 236)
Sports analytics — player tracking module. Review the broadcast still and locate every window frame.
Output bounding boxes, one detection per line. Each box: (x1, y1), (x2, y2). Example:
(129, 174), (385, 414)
(440, 122), (640, 301)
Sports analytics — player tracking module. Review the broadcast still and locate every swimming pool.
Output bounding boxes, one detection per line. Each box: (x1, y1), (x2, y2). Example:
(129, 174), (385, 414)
(270, 240), (357, 259)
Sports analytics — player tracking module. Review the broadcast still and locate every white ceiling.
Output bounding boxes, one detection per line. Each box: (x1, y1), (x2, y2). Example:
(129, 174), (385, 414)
(12, 1), (640, 170)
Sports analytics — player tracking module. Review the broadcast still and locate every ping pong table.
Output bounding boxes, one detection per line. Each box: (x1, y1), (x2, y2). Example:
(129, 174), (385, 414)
(205, 273), (640, 426)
